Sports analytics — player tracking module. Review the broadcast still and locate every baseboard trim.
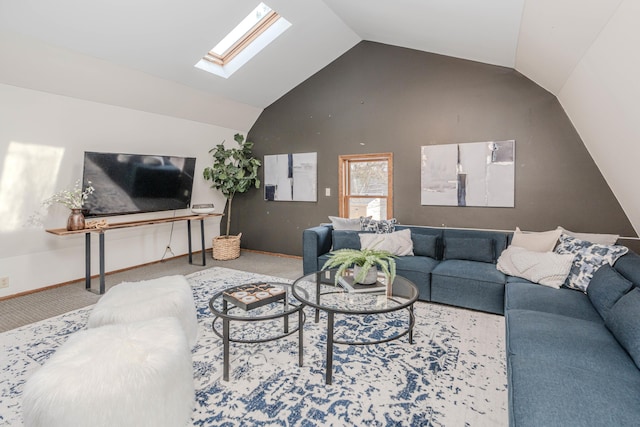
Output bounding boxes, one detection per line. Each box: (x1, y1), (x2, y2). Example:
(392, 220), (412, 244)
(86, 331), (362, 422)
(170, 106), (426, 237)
(0, 249), (300, 301)
(242, 248), (302, 259)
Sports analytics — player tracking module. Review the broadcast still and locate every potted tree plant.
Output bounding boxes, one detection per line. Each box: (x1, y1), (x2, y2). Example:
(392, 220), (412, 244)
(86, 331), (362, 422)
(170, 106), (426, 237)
(203, 133), (261, 260)
(321, 248), (397, 285)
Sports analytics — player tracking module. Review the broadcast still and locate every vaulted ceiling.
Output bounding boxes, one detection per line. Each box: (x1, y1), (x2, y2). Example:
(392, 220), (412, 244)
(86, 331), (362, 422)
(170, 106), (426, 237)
(1, 0), (639, 233)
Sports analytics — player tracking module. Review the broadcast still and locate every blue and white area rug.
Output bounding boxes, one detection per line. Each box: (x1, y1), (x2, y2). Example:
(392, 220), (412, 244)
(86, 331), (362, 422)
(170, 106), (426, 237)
(0, 267), (507, 426)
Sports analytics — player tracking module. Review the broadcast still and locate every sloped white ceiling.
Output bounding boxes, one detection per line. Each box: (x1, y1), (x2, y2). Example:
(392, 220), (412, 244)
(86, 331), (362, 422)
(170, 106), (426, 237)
(515, 0), (624, 94)
(558, 0), (640, 236)
(0, 0), (360, 109)
(0, 0), (638, 234)
(323, 0), (525, 67)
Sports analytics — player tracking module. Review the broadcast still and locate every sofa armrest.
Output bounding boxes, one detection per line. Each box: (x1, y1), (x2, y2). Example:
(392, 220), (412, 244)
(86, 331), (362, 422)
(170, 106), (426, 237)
(303, 226), (333, 274)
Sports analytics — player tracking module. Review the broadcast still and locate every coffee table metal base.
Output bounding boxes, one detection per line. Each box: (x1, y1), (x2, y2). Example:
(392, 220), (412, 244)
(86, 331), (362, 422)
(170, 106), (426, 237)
(211, 308), (305, 381)
(209, 282), (305, 382)
(322, 305), (415, 385)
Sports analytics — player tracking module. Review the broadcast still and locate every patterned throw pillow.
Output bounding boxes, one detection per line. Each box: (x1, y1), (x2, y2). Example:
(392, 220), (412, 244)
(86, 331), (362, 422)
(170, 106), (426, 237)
(554, 234), (629, 292)
(360, 217), (398, 234)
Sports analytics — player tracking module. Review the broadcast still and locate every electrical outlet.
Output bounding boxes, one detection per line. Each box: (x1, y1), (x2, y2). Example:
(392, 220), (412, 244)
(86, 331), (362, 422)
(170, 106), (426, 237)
(0, 277), (8, 289)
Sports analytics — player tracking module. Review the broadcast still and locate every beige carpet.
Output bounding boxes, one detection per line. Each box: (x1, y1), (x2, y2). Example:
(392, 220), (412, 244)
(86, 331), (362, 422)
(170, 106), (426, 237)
(0, 250), (302, 333)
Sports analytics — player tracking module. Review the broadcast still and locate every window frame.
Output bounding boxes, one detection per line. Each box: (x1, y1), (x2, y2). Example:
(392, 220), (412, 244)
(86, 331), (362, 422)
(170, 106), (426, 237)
(203, 8), (280, 67)
(338, 153), (393, 219)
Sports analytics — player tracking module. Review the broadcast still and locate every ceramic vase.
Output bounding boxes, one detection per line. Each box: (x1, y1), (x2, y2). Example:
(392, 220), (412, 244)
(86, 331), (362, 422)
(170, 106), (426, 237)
(67, 208), (85, 231)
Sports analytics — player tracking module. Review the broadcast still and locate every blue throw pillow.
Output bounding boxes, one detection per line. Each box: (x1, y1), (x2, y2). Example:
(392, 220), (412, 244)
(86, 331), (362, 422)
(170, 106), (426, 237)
(444, 237), (494, 263)
(332, 230), (363, 250)
(555, 234), (629, 292)
(588, 265), (633, 320)
(411, 233), (439, 258)
(605, 288), (640, 369)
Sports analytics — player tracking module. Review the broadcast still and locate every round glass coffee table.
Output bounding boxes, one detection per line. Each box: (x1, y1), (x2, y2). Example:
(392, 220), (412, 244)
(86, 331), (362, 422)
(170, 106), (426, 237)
(292, 269), (418, 384)
(208, 282), (305, 381)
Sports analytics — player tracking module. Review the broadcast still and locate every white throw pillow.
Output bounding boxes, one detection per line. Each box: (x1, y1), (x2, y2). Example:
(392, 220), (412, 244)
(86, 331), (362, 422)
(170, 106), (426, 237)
(497, 246), (574, 289)
(359, 229), (414, 256)
(328, 216), (365, 231)
(510, 227), (561, 252)
(557, 227), (619, 245)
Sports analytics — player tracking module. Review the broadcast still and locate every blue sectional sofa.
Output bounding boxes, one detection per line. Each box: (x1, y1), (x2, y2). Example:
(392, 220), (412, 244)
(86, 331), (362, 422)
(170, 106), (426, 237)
(302, 224), (640, 426)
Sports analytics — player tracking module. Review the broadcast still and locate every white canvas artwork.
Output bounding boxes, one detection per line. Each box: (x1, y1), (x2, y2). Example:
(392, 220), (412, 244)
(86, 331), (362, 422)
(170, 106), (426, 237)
(421, 140), (515, 207)
(264, 152), (317, 202)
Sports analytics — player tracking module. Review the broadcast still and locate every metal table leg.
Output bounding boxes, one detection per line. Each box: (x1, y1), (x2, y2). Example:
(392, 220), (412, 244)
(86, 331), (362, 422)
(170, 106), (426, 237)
(85, 233), (91, 291)
(222, 299), (230, 381)
(99, 232), (105, 295)
(187, 219), (193, 264)
(409, 304), (414, 344)
(298, 309), (304, 367)
(200, 219), (206, 266)
(326, 311), (334, 385)
(223, 317), (230, 381)
(188, 219), (206, 266)
(315, 275), (321, 323)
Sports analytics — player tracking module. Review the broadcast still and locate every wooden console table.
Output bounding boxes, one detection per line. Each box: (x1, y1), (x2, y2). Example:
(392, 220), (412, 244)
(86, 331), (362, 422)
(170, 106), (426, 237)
(46, 214), (221, 294)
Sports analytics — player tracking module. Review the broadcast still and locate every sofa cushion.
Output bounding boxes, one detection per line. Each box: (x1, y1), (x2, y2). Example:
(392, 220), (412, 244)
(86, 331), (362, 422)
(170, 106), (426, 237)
(332, 230), (372, 250)
(505, 281), (602, 323)
(606, 288), (640, 369)
(506, 275), (536, 285)
(588, 264), (634, 320)
(433, 259), (506, 284)
(506, 310), (637, 377)
(443, 229), (508, 263)
(510, 227), (561, 252)
(411, 234), (438, 258)
(359, 229), (413, 256)
(395, 256), (440, 301)
(555, 233), (629, 292)
(444, 237), (494, 263)
(613, 251), (640, 284)
(432, 258), (506, 314)
(396, 226), (442, 259)
(508, 355), (640, 427)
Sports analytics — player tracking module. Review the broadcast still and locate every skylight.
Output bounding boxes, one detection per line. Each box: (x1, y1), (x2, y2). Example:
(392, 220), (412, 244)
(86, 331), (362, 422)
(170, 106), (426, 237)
(195, 2), (290, 79)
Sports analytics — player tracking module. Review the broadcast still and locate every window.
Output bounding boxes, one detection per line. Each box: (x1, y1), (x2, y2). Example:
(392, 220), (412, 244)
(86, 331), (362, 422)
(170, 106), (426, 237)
(195, 3), (290, 79)
(339, 153), (393, 220)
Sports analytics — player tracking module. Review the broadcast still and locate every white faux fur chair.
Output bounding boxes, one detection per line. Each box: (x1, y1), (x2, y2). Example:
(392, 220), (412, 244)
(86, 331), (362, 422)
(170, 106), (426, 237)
(87, 275), (199, 347)
(22, 317), (194, 427)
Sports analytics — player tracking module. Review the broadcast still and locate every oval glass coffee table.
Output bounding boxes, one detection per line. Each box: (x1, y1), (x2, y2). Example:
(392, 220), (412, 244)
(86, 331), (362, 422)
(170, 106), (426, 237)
(208, 282), (305, 381)
(292, 270), (418, 384)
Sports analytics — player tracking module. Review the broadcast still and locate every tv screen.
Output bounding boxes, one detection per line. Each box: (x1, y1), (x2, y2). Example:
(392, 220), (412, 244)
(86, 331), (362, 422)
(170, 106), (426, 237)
(82, 151), (197, 217)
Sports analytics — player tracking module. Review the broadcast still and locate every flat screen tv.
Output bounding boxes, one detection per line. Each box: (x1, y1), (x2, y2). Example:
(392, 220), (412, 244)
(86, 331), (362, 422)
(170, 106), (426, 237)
(82, 151), (197, 217)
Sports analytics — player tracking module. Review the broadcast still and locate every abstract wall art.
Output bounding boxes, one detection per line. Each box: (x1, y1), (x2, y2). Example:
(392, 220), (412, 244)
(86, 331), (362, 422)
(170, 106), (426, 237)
(420, 140), (515, 207)
(264, 152), (317, 202)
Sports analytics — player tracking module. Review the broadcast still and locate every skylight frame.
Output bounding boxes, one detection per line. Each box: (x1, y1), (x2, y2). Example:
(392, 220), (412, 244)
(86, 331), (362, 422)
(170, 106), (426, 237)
(204, 4), (281, 67)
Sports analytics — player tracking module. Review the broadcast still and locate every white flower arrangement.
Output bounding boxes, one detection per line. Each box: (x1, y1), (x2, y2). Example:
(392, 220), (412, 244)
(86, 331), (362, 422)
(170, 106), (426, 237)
(44, 180), (95, 210)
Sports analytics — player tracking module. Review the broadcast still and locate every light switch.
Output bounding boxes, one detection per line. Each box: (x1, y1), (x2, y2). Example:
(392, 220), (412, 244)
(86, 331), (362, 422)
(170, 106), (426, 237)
(325, 188), (331, 197)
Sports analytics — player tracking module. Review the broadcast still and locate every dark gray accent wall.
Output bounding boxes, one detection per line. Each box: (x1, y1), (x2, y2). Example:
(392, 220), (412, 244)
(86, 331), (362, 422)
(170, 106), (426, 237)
(235, 41), (635, 256)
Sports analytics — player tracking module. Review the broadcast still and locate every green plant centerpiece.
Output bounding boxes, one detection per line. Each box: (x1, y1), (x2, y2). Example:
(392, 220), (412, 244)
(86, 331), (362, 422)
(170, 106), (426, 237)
(322, 248), (397, 285)
(203, 133), (261, 238)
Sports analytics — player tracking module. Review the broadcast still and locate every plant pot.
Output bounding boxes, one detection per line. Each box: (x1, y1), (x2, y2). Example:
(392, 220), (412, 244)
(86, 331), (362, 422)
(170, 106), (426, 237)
(353, 265), (378, 284)
(212, 233), (241, 260)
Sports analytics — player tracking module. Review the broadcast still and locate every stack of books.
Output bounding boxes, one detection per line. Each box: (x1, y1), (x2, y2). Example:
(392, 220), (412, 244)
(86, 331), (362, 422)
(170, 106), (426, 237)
(338, 275), (386, 293)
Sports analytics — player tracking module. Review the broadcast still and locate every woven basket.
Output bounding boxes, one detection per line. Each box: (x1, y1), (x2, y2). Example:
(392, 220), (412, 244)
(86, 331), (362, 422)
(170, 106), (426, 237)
(212, 233), (241, 260)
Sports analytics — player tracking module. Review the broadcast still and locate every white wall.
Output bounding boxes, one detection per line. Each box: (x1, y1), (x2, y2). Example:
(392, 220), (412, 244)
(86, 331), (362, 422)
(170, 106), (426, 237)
(0, 83), (238, 297)
(558, 0), (640, 234)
